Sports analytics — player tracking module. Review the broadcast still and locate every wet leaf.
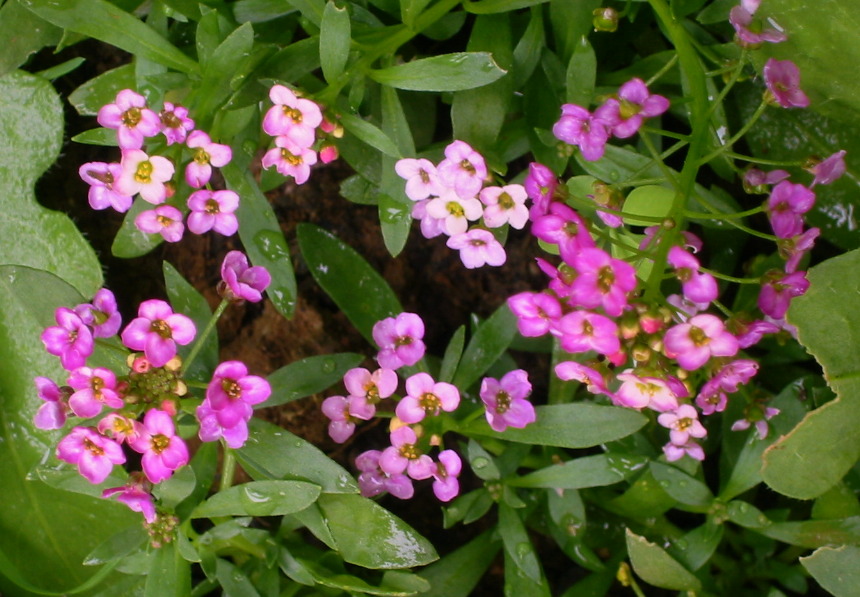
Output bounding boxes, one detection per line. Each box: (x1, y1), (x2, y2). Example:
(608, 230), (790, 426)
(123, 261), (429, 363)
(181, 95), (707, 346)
(419, 531), (499, 597)
(369, 52), (507, 92)
(801, 545), (860, 597)
(510, 454), (648, 489)
(625, 529), (701, 591)
(264, 353), (365, 408)
(451, 303), (518, 390)
(320, 0), (351, 83)
(192, 480), (321, 518)
(0, 0), (61, 77)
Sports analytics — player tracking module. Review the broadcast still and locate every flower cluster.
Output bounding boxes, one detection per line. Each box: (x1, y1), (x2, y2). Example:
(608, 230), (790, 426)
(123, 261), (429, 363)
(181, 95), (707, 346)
(36, 252), (272, 523)
(395, 141), (528, 269)
(261, 84), (340, 184)
(80, 89), (235, 243)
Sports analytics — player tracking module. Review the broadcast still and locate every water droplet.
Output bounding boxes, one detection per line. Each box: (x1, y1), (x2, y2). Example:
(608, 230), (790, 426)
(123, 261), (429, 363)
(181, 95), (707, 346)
(515, 542), (531, 557)
(240, 486), (275, 515)
(253, 229), (290, 262)
(757, 515), (770, 526)
(675, 539), (688, 550)
(322, 359), (336, 373)
(737, 502), (750, 513)
(678, 480), (688, 488)
(659, 480), (670, 488)
(472, 457), (489, 469)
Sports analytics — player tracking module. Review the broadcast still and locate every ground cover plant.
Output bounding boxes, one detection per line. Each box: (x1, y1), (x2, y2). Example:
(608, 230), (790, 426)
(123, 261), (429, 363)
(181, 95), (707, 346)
(2, 0), (860, 595)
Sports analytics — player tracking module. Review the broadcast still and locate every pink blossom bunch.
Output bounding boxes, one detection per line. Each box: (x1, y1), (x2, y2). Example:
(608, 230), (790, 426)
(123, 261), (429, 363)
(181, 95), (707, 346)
(322, 366), (397, 443)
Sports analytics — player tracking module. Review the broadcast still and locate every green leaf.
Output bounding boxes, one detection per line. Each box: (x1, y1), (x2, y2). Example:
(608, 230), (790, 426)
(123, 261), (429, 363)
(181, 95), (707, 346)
(68, 65), (136, 116)
(192, 480), (321, 518)
(625, 529), (701, 591)
(0, 0), (61, 78)
(0, 266), (136, 594)
(84, 526), (149, 567)
(649, 462), (714, 508)
(302, 561), (430, 596)
(264, 353), (365, 408)
(419, 531), (499, 597)
(762, 516), (860, 549)
(320, 0), (351, 83)
(463, 0), (549, 14)
(297, 223), (403, 345)
(379, 85), (415, 257)
(801, 545), (860, 597)
(762, 249), (860, 499)
(339, 113), (403, 159)
(112, 198), (164, 258)
(510, 454), (647, 489)
(462, 403), (647, 448)
(621, 185), (675, 226)
(451, 303), (518, 390)
(0, 71), (102, 296)
(369, 52), (507, 92)
(498, 503), (542, 583)
(21, 0), (199, 74)
(566, 35), (595, 107)
(193, 22), (255, 122)
(237, 419), (358, 493)
(317, 494), (438, 569)
(439, 325), (466, 383)
(163, 262), (218, 383)
(224, 162), (298, 318)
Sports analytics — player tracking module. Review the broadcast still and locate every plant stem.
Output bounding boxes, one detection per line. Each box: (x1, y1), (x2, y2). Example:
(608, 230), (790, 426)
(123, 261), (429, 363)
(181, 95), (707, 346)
(219, 441), (236, 492)
(182, 299), (229, 374)
(698, 100), (768, 166)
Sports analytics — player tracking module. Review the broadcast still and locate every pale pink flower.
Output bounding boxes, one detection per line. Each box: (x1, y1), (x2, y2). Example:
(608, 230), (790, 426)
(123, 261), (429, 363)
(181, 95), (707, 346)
(663, 439), (705, 462)
(379, 426), (436, 481)
(480, 184), (529, 229)
(446, 229), (507, 269)
(356, 449), (414, 499)
(732, 404), (780, 440)
(79, 162), (133, 212)
(658, 404), (707, 446)
(555, 361), (612, 398)
(663, 314), (739, 370)
(115, 149), (175, 205)
(184, 130), (232, 188)
(395, 158), (443, 201)
(135, 205), (185, 243)
(343, 367), (398, 413)
(507, 291), (563, 338)
(263, 85), (323, 147)
(615, 371), (680, 411)
(97, 89), (161, 149)
(373, 313), (426, 369)
(187, 189), (239, 236)
(159, 102), (195, 145)
(396, 372), (460, 424)
(261, 137), (317, 184)
(432, 450), (462, 502)
(411, 200), (447, 239)
(436, 140), (488, 198)
(321, 394), (374, 443)
(426, 190), (483, 235)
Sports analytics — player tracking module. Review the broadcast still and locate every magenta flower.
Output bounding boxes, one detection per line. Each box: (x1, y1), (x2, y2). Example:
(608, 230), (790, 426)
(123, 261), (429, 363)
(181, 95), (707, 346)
(343, 367), (398, 412)
(552, 104), (611, 161)
(809, 150), (847, 187)
(436, 140), (488, 199)
(219, 251), (272, 303)
(480, 369), (536, 432)
(67, 366), (123, 418)
(395, 158), (443, 201)
(480, 184), (529, 229)
(553, 311), (620, 356)
(396, 372), (460, 424)
(373, 312), (426, 369)
(319, 143), (339, 164)
(33, 377), (70, 430)
(129, 409), (189, 484)
(781, 227), (820, 273)
(187, 189), (239, 236)
(75, 288), (122, 338)
(667, 246), (718, 304)
(767, 180), (815, 238)
(426, 190), (484, 235)
(729, 1), (787, 46)
(658, 404), (707, 446)
(763, 59), (810, 109)
(57, 427), (125, 484)
(743, 167), (790, 193)
(102, 473), (156, 523)
(597, 78), (670, 138)
(321, 394), (374, 443)
(569, 248), (637, 317)
(135, 205), (185, 243)
(184, 130), (232, 188)
(446, 229), (507, 269)
(97, 89), (161, 149)
(197, 399), (250, 449)
(732, 404), (780, 440)
(379, 426), (436, 481)
(524, 162), (558, 219)
(507, 291), (563, 338)
(79, 162), (134, 212)
(531, 203), (596, 264)
(555, 361), (611, 398)
(263, 85), (323, 148)
(356, 449), (414, 499)
(432, 450), (462, 502)
(41, 307), (94, 370)
(205, 360), (271, 427)
(159, 102), (195, 145)
(261, 137), (318, 184)
(663, 314), (739, 371)
(115, 149), (175, 205)
(120, 299), (196, 367)
(758, 270), (809, 319)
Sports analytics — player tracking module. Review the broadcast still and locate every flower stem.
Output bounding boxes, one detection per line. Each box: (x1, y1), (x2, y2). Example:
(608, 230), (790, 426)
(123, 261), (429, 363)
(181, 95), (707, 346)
(697, 100), (768, 166)
(182, 299), (229, 374)
(219, 441), (236, 492)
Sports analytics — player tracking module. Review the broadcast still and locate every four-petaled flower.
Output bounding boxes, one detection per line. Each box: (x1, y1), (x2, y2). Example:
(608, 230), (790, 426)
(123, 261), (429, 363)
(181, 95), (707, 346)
(219, 251), (272, 303)
(396, 372), (460, 424)
(121, 299), (196, 367)
(57, 427), (126, 484)
(129, 409), (189, 484)
(373, 312), (426, 369)
(479, 369), (536, 432)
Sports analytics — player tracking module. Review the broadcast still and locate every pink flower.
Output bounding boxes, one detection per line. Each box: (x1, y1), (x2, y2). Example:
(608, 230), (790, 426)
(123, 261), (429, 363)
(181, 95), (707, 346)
(159, 102), (195, 145)
(446, 229), (507, 269)
(411, 199), (447, 239)
(552, 104), (611, 161)
(396, 372), (460, 424)
(780, 227), (820, 274)
(663, 314), (739, 370)
(343, 367), (398, 412)
(767, 181), (815, 238)
(356, 449), (414, 499)
(555, 361), (612, 398)
(432, 450), (462, 502)
(97, 413), (142, 444)
(97, 89), (161, 149)
(667, 246), (718, 304)
(809, 150), (847, 187)
(205, 360), (271, 425)
(569, 248), (637, 317)
(480, 369), (536, 432)
(219, 251), (272, 303)
(553, 311), (620, 356)
(597, 78), (669, 138)
(184, 130), (232, 188)
(507, 291), (563, 338)
(67, 366), (123, 418)
(373, 312), (426, 369)
(33, 377), (70, 430)
(75, 288), (122, 338)
(41, 307), (94, 370)
(261, 137), (317, 184)
(379, 426), (436, 481)
(395, 158), (443, 201)
(732, 404), (780, 439)
(729, 2), (786, 46)
(135, 205), (185, 243)
(663, 439), (705, 462)
(79, 162), (133, 212)
(480, 184), (529, 229)
(531, 203), (595, 264)
(129, 409), (189, 483)
(321, 394), (375, 443)
(102, 473), (156, 523)
(120, 299), (196, 367)
(187, 189), (239, 236)
(758, 270), (809, 319)
(263, 85), (323, 147)
(57, 427), (125, 484)
(615, 371), (679, 411)
(426, 190), (484, 235)
(524, 162), (558, 219)
(115, 149), (175, 205)
(743, 167), (790, 193)
(658, 404), (707, 446)
(436, 140), (488, 198)
(763, 59), (810, 109)
(319, 144), (339, 164)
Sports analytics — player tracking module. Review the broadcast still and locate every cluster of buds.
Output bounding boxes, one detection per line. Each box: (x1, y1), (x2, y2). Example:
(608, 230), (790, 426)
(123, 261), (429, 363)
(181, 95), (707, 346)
(395, 140), (529, 269)
(80, 89), (236, 243)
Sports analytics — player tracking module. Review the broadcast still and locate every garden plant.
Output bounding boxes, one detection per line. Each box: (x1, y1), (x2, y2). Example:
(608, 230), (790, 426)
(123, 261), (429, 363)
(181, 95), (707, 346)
(3, 0), (860, 595)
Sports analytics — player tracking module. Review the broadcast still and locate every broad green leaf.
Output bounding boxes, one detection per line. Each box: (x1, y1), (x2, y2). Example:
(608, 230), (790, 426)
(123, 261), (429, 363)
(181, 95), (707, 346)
(451, 303), (518, 390)
(192, 22), (255, 123)
(622, 185), (675, 226)
(21, 0), (199, 74)
(68, 65), (136, 117)
(192, 480), (321, 518)
(419, 531), (499, 597)
(84, 527), (148, 567)
(0, 0), (61, 78)
(511, 6), (544, 89)
(264, 353), (365, 408)
(145, 543), (191, 597)
(801, 545), (860, 597)
(762, 516), (860, 549)
(0, 266), (135, 595)
(566, 35), (595, 107)
(153, 465), (196, 510)
(369, 52), (507, 92)
(163, 262), (217, 383)
(214, 558), (259, 597)
(297, 223), (403, 345)
(320, 0), (351, 83)
(237, 419), (358, 493)
(0, 71), (102, 296)
(498, 503), (542, 584)
(261, 38), (322, 83)
(762, 249), (860, 498)
(671, 520), (723, 572)
(302, 560), (430, 596)
(625, 529), (701, 591)
(649, 462), (713, 508)
(224, 162), (298, 318)
(317, 494), (438, 569)
(510, 454), (647, 489)
(462, 403), (647, 448)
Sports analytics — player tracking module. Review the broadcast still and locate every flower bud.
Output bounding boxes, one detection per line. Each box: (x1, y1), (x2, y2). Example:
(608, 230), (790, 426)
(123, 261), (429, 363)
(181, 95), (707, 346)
(593, 7), (619, 32)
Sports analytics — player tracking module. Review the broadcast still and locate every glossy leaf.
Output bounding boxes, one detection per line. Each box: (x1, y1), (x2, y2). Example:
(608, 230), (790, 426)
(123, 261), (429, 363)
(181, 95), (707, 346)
(462, 403), (647, 448)
(649, 462), (713, 508)
(625, 529), (701, 591)
(369, 52), (507, 92)
(566, 35), (595, 107)
(302, 560), (430, 596)
(297, 223), (403, 345)
(419, 531), (499, 597)
(0, 71), (102, 296)
(320, 0), (351, 83)
(264, 352), (365, 408)
(317, 494), (438, 569)
(379, 84), (415, 257)
(510, 454), (647, 489)
(801, 545), (860, 597)
(0, 0), (60, 77)
(68, 64), (136, 116)
(339, 113), (403, 159)
(192, 480), (321, 518)
(21, 0), (199, 74)
(762, 249), (860, 498)
(451, 303), (518, 390)
(498, 503), (542, 584)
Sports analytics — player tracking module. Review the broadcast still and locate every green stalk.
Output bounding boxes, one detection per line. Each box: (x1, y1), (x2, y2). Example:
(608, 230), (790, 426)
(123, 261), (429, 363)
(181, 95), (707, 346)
(182, 298), (229, 374)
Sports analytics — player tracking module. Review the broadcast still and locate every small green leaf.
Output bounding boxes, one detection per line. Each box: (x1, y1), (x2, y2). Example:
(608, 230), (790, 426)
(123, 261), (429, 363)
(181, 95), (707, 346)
(68, 64), (136, 116)
(566, 35), (595, 106)
(801, 545), (860, 597)
(498, 503), (542, 584)
(452, 303), (518, 390)
(510, 454), (647, 489)
(369, 52), (507, 92)
(378, 194), (413, 257)
(762, 517), (860, 549)
(264, 353), (365, 408)
(439, 325), (466, 383)
(339, 113), (403, 158)
(625, 529), (702, 591)
(649, 462), (714, 508)
(192, 480), (321, 518)
(317, 494), (438, 569)
(419, 531), (499, 597)
(320, 0), (351, 83)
